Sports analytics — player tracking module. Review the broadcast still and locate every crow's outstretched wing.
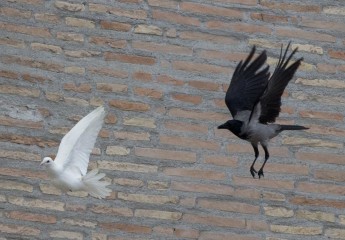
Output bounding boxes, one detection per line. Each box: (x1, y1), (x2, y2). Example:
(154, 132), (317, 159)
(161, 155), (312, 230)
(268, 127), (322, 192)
(225, 46), (270, 121)
(258, 43), (303, 124)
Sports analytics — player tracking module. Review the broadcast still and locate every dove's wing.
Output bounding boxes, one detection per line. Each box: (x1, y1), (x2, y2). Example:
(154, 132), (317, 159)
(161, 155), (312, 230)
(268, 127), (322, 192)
(54, 106), (105, 176)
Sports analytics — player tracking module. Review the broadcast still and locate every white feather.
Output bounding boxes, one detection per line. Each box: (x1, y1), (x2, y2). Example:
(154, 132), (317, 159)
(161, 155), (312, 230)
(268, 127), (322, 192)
(41, 106), (111, 199)
(54, 106), (105, 176)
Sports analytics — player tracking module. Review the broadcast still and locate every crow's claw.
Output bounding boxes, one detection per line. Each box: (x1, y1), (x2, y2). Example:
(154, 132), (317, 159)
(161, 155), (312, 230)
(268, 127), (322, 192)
(258, 168), (264, 179)
(250, 166), (257, 178)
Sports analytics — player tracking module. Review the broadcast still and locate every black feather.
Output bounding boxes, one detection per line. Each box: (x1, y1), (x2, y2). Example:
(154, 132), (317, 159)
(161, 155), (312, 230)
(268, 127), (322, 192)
(225, 46), (270, 119)
(259, 42), (303, 124)
(280, 125), (309, 131)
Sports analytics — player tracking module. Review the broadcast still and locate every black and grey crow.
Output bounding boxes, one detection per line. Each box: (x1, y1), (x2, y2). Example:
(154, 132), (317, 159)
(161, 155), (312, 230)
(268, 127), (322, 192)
(218, 42), (308, 178)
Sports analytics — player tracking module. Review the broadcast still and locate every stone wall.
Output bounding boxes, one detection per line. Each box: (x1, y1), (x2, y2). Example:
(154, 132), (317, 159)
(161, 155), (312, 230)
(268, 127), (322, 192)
(1, 0), (345, 239)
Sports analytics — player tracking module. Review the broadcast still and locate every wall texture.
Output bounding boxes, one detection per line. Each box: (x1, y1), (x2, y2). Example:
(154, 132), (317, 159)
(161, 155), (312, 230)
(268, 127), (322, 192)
(1, 0), (345, 239)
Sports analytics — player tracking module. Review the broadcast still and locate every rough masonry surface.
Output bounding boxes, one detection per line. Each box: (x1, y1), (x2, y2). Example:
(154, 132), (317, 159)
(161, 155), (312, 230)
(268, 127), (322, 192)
(0, 0), (345, 239)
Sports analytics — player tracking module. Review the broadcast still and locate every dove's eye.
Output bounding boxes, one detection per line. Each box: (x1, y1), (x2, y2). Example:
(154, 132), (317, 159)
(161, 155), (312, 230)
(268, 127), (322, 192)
(47, 160), (50, 163)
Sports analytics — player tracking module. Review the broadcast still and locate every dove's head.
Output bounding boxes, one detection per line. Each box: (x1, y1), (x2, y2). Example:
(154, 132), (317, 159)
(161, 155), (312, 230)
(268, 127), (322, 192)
(40, 157), (54, 166)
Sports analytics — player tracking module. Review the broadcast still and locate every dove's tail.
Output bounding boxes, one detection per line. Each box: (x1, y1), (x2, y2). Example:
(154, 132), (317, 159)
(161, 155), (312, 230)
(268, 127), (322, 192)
(82, 169), (111, 199)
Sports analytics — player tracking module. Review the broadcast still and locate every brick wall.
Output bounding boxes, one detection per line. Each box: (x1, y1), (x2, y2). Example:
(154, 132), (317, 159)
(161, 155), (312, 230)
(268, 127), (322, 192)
(1, 0), (345, 239)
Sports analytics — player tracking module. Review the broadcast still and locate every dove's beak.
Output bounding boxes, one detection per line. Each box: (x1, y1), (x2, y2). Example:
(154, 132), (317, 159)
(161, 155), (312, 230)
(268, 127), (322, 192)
(39, 160), (44, 166)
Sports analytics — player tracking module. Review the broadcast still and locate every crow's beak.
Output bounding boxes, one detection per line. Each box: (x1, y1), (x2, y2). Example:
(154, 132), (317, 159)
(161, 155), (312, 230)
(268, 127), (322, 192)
(218, 123), (227, 129)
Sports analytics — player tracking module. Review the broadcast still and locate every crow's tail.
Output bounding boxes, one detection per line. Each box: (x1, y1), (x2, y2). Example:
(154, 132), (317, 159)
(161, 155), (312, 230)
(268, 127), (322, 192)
(280, 125), (309, 131)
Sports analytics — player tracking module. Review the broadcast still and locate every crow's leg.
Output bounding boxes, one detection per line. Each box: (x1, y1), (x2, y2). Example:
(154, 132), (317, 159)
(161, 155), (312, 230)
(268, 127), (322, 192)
(250, 143), (259, 178)
(258, 145), (269, 179)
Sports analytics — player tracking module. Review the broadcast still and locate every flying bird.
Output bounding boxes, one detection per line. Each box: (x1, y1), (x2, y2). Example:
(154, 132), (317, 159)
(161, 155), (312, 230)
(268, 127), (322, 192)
(218, 43), (308, 178)
(40, 106), (111, 198)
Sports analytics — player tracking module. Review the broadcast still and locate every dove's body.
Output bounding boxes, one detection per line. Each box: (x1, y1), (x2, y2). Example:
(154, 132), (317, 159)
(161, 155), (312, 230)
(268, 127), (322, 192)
(47, 165), (84, 191)
(41, 106), (111, 199)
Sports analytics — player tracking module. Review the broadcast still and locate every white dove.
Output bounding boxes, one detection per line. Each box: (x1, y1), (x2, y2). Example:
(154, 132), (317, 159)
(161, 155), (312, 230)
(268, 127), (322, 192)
(40, 106), (111, 199)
